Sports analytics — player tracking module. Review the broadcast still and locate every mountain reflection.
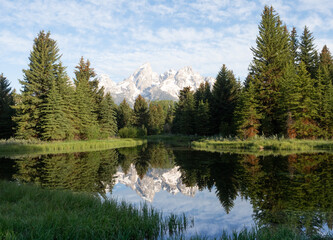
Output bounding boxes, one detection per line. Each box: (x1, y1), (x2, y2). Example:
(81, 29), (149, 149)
(1, 144), (333, 236)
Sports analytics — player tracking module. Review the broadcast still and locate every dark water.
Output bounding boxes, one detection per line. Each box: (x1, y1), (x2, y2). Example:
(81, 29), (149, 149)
(1, 143), (333, 237)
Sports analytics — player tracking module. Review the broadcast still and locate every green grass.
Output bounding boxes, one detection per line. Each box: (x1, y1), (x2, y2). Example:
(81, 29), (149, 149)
(0, 138), (146, 157)
(192, 136), (333, 153)
(0, 181), (187, 240)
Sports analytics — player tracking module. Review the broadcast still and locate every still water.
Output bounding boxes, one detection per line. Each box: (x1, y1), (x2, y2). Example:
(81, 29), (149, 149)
(1, 143), (333, 237)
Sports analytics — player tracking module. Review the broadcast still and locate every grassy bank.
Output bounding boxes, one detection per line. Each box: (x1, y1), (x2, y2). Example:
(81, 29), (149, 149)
(0, 138), (146, 157)
(0, 181), (187, 239)
(192, 137), (333, 152)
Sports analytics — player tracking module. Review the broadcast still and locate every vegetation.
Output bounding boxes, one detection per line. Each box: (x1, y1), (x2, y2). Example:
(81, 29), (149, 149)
(0, 138), (146, 156)
(0, 180), (187, 240)
(192, 137), (333, 151)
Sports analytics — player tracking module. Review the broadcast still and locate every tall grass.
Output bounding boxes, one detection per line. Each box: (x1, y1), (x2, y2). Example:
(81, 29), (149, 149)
(192, 136), (333, 152)
(0, 181), (187, 240)
(0, 138), (146, 156)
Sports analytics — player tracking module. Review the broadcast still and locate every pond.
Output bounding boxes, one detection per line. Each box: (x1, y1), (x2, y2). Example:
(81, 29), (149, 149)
(1, 143), (333, 238)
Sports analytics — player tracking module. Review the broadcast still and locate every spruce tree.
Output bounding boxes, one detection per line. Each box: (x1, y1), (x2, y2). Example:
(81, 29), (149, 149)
(290, 27), (299, 65)
(195, 100), (210, 136)
(13, 31), (70, 140)
(99, 93), (118, 138)
(133, 95), (149, 129)
(299, 26), (318, 79)
(74, 57), (99, 139)
(0, 74), (15, 139)
(211, 64), (240, 136)
(172, 87), (195, 135)
(147, 103), (165, 135)
(234, 82), (261, 139)
(249, 6), (290, 135)
(117, 99), (134, 129)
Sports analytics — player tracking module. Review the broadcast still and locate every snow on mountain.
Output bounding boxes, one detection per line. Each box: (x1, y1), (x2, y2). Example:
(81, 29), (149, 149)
(105, 164), (198, 202)
(98, 63), (215, 105)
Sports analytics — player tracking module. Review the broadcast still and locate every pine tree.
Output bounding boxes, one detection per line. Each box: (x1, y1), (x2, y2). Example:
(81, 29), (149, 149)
(211, 64), (240, 136)
(0, 73), (15, 138)
(235, 82), (261, 139)
(74, 57), (99, 139)
(194, 81), (212, 107)
(13, 31), (70, 140)
(299, 26), (318, 79)
(133, 95), (149, 129)
(249, 6), (291, 135)
(117, 99), (134, 129)
(172, 87), (195, 135)
(99, 93), (118, 138)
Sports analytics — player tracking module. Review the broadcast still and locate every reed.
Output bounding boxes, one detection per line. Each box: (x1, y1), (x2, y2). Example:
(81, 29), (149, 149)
(0, 181), (187, 240)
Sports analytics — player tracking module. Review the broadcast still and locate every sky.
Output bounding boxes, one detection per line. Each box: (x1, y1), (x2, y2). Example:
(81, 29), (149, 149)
(1, 0), (333, 91)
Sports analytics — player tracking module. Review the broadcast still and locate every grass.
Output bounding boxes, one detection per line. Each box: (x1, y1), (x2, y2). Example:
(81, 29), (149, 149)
(191, 136), (333, 152)
(0, 181), (187, 240)
(0, 138), (146, 157)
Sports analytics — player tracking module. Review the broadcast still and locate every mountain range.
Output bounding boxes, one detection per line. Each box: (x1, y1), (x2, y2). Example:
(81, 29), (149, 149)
(104, 164), (198, 202)
(98, 63), (215, 105)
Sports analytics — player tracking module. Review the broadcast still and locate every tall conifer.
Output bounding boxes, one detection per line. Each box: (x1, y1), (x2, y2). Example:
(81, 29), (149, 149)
(0, 74), (15, 138)
(133, 95), (149, 129)
(249, 6), (290, 135)
(99, 93), (118, 138)
(299, 26), (318, 79)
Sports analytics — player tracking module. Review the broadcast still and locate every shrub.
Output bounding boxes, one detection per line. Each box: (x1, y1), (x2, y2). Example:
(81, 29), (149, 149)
(118, 126), (147, 138)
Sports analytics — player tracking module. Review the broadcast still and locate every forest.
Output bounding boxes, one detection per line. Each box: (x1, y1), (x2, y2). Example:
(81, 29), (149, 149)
(0, 6), (332, 141)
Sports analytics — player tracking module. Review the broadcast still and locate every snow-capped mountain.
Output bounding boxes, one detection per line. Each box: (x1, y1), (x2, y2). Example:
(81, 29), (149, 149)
(105, 164), (198, 202)
(98, 63), (215, 105)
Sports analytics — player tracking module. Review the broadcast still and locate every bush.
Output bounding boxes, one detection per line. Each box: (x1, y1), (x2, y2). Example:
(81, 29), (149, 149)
(118, 126), (147, 138)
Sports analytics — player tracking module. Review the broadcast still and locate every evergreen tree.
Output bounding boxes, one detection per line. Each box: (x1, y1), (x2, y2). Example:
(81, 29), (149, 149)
(294, 61), (320, 138)
(133, 95), (149, 129)
(147, 103), (165, 135)
(299, 26), (318, 78)
(74, 57), (99, 139)
(195, 100), (210, 136)
(117, 99), (134, 129)
(99, 93), (118, 138)
(194, 81), (212, 107)
(211, 64), (240, 136)
(0, 74), (15, 138)
(290, 27), (299, 65)
(235, 81), (261, 139)
(13, 31), (70, 140)
(172, 87), (195, 135)
(249, 6), (291, 135)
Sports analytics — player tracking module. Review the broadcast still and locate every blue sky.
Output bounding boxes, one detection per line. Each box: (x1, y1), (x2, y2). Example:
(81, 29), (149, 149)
(1, 0), (333, 91)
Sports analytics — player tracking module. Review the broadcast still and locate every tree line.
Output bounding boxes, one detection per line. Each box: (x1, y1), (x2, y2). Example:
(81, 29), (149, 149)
(0, 6), (332, 140)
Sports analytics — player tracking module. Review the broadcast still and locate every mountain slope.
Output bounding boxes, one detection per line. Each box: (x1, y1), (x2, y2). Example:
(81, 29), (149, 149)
(98, 63), (215, 105)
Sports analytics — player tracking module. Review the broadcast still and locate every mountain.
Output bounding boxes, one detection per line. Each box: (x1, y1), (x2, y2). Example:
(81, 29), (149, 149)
(98, 63), (215, 105)
(105, 164), (198, 202)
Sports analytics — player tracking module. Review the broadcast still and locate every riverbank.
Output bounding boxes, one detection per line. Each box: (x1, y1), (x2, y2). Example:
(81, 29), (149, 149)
(0, 138), (146, 157)
(0, 181), (186, 239)
(191, 137), (333, 152)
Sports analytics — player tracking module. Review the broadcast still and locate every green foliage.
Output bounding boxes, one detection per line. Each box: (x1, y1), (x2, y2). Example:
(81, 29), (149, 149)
(73, 57), (100, 139)
(0, 73), (15, 139)
(148, 103), (165, 135)
(172, 87), (196, 135)
(99, 93), (118, 138)
(211, 64), (241, 136)
(118, 126), (147, 138)
(13, 31), (70, 140)
(133, 95), (149, 129)
(195, 100), (210, 136)
(299, 26), (318, 78)
(117, 99), (134, 129)
(249, 6), (291, 135)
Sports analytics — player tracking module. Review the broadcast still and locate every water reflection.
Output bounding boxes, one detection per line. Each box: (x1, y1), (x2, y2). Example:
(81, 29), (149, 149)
(1, 144), (332, 236)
